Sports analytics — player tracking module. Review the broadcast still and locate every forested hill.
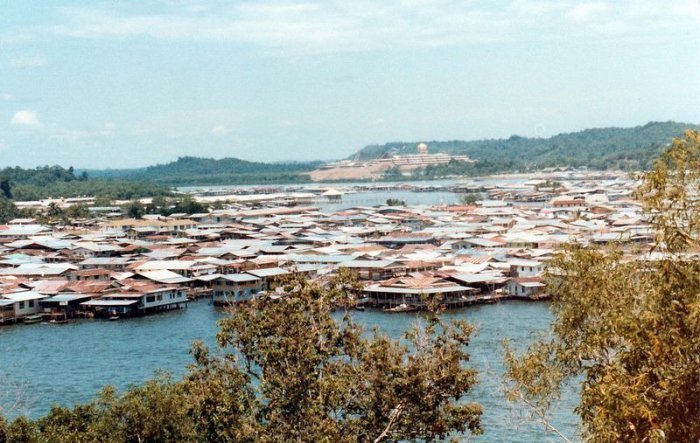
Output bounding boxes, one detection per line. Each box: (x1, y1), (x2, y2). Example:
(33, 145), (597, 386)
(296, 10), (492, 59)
(88, 156), (321, 185)
(353, 121), (700, 170)
(0, 165), (171, 202)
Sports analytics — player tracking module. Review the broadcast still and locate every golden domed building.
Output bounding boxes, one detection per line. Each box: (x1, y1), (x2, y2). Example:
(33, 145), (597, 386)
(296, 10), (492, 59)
(417, 143), (429, 155)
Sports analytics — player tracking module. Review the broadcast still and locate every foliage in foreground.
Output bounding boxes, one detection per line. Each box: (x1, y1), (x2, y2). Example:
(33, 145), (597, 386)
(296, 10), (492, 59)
(504, 130), (700, 442)
(1, 270), (482, 442)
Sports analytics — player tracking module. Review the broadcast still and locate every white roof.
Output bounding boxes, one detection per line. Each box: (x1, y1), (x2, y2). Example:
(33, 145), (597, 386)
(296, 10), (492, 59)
(81, 299), (139, 307)
(518, 281), (545, 288)
(136, 270), (192, 284)
(0, 263), (77, 276)
(134, 260), (195, 271)
(1, 291), (47, 302)
(508, 259), (543, 267)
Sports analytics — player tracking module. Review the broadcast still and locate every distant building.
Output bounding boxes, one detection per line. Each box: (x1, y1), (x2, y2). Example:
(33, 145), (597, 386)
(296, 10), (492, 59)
(318, 142), (474, 173)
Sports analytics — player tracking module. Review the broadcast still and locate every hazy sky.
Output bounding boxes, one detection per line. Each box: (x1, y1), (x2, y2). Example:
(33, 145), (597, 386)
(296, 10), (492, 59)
(1, 0), (699, 168)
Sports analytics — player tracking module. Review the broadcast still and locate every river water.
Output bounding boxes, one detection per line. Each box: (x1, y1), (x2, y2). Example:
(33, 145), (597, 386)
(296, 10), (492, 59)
(0, 299), (580, 442)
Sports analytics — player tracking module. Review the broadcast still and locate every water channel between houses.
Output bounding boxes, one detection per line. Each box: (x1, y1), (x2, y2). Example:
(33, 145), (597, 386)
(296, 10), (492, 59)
(0, 299), (580, 442)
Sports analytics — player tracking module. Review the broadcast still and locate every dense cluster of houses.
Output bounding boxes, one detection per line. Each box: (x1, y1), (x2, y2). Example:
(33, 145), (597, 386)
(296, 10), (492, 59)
(0, 174), (653, 324)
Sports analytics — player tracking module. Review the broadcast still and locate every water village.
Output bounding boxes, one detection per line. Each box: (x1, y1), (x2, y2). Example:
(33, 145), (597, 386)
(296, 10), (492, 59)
(0, 171), (650, 325)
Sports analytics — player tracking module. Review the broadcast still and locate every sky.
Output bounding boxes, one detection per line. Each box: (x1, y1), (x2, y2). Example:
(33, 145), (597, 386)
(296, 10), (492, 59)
(1, 0), (699, 169)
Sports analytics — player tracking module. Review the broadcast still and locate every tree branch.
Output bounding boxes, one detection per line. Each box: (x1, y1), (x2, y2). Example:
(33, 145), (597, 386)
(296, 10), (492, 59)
(374, 403), (404, 443)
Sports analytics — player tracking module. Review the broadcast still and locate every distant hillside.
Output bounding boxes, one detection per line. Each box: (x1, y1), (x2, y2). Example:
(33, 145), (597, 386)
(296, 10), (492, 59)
(353, 121), (700, 171)
(0, 165), (171, 201)
(88, 157), (322, 186)
(80, 121), (700, 186)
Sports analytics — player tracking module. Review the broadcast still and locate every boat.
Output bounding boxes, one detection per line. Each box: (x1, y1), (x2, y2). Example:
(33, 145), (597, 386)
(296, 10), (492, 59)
(49, 313), (69, 324)
(109, 315), (120, 321)
(354, 306), (366, 312)
(23, 314), (43, 324)
(384, 303), (419, 313)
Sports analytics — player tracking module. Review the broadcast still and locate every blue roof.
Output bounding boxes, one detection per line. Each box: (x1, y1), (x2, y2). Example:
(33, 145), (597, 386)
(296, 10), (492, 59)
(45, 294), (93, 303)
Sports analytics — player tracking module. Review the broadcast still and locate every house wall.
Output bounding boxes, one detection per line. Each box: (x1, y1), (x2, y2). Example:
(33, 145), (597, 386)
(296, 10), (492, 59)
(511, 265), (543, 278)
(141, 289), (187, 309)
(212, 279), (262, 304)
(507, 282), (541, 297)
(13, 299), (42, 317)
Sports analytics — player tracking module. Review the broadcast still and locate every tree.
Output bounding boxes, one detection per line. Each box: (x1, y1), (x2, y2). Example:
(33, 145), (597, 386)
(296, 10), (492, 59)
(32, 376), (196, 443)
(41, 202), (70, 225)
(65, 204), (90, 219)
(172, 196), (207, 215)
(0, 197), (17, 224)
(207, 270), (482, 442)
(5, 416), (39, 443)
(125, 201), (145, 219)
(0, 178), (12, 199)
(383, 166), (403, 180)
(159, 196), (208, 216)
(459, 193), (479, 205)
(3, 271), (483, 442)
(535, 180), (562, 192)
(46, 202), (64, 218)
(503, 130), (700, 442)
(148, 195), (168, 214)
(385, 198), (406, 206)
(93, 196), (113, 207)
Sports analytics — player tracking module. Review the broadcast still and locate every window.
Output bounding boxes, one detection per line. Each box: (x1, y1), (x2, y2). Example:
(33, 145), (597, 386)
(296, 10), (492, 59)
(18, 301), (25, 309)
(28, 300), (34, 308)
(146, 296), (156, 303)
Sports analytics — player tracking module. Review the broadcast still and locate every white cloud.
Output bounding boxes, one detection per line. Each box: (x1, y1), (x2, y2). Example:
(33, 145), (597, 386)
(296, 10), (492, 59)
(10, 110), (41, 127)
(47, 128), (92, 143)
(566, 2), (611, 23)
(0, 32), (35, 45)
(211, 125), (229, 135)
(9, 55), (48, 68)
(100, 122), (116, 136)
(43, 1), (698, 54)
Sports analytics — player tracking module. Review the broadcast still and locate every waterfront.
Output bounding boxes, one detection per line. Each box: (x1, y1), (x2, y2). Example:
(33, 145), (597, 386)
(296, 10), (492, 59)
(0, 170), (643, 441)
(0, 299), (579, 442)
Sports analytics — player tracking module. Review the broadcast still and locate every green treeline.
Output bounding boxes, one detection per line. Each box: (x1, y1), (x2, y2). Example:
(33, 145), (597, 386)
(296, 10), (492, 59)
(0, 165), (173, 223)
(87, 156), (320, 186)
(8, 121), (695, 192)
(359, 121), (700, 173)
(3, 121), (699, 204)
(11, 181), (172, 202)
(0, 166), (172, 202)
